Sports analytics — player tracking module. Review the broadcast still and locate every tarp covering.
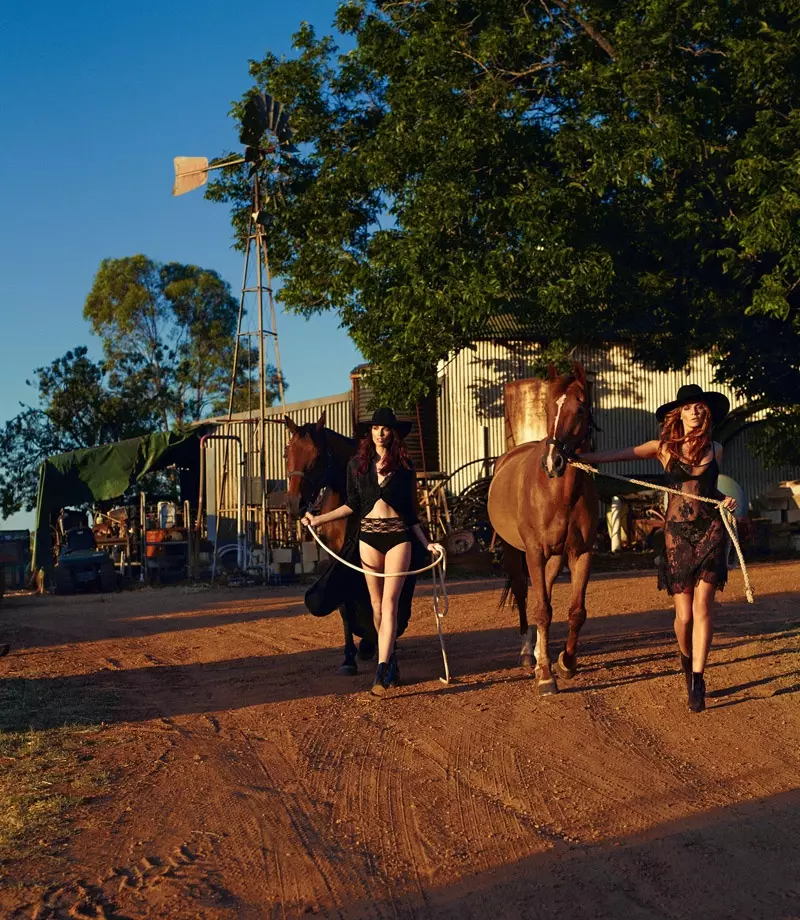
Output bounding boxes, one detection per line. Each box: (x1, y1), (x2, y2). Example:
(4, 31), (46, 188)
(32, 431), (201, 578)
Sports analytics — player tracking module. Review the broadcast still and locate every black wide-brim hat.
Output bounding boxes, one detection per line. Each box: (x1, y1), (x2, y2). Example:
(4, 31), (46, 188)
(655, 384), (730, 426)
(356, 407), (412, 439)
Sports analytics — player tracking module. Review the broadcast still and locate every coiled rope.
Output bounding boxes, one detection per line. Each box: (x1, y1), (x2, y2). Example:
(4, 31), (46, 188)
(304, 523), (452, 683)
(569, 460), (755, 604)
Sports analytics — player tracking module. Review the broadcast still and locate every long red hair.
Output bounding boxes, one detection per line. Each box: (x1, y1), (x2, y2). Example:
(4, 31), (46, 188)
(356, 428), (412, 476)
(658, 403), (712, 466)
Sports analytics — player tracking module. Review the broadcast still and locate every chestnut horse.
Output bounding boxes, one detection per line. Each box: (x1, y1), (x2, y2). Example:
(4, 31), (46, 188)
(488, 363), (598, 695)
(283, 412), (376, 674)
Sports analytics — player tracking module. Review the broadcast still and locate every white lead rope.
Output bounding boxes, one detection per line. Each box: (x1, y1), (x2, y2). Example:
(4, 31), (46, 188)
(569, 460), (755, 604)
(304, 523), (453, 683)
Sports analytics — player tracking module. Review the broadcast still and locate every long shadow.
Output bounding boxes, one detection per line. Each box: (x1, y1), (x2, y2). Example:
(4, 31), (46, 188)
(5, 569), (799, 654)
(2, 600), (798, 729)
(334, 790), (800, 920)
(2, 591), (310, 652)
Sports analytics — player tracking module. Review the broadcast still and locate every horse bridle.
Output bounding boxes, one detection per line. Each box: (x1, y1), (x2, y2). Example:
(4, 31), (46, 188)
(545, 403), (602, 462)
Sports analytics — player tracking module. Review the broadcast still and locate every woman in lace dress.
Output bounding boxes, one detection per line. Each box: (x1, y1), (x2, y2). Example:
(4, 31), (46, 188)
(302, 408), (443, 696)
(581, 385), (737, 713)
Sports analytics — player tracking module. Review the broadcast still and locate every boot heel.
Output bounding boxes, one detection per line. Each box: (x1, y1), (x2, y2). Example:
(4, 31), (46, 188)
(370, 663), (388, 697)
(385, 652), (400, 689)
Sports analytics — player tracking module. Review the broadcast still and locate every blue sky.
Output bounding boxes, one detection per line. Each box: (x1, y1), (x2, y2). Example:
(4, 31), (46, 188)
(0, 0), (361, 529)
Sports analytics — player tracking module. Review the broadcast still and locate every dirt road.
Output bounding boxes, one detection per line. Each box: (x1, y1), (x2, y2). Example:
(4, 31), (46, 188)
(1, 561), (798, 919)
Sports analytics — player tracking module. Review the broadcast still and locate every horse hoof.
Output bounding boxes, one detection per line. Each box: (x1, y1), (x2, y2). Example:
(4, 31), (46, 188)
(338, 662), (358, 676)
(357, 639), (377, 661)
(537, 677), (559, 696)
(556, 651), (577, 679)
(520, 654), (535, 670)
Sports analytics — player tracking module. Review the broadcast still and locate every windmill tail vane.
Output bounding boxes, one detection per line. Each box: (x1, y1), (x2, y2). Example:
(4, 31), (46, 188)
(172, 155), (246, 197)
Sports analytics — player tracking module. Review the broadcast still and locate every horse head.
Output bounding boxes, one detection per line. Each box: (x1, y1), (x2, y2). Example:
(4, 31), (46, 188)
(284, 411), (329, 517)
(541, 362), (591, 478)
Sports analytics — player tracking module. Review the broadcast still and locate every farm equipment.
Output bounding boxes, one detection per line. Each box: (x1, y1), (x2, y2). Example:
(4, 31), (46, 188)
(53, 511), (117, 594)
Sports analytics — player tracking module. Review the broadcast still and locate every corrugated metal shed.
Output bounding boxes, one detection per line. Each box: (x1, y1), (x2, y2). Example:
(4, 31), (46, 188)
(438, 342), (800, 507)
(200, 392), (352, 542)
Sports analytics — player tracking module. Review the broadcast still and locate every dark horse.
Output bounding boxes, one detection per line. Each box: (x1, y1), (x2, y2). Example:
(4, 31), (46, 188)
(487, 363), (599, 695)
(284, 412), (376, 674)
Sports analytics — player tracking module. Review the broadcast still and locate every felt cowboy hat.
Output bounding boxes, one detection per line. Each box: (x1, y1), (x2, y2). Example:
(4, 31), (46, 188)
(356, 407), (412, 439)
(655, 384), (730, 426)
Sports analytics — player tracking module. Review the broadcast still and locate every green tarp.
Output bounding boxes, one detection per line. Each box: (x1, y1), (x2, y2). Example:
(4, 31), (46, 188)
(32, 431), (201, 578)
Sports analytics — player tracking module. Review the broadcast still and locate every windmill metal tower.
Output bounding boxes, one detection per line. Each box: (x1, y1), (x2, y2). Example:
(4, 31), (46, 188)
(173, 92), (296, 577)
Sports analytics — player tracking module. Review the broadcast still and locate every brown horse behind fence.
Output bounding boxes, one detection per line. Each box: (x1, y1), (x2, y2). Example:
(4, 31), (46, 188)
(488, 363), (599, 695)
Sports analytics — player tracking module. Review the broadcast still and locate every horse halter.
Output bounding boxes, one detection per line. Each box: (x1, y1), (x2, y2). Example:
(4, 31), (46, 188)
(542, 391), (595, 478)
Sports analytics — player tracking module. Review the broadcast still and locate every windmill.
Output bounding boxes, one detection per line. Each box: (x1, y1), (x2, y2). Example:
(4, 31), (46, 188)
(173, 92), (297, 578)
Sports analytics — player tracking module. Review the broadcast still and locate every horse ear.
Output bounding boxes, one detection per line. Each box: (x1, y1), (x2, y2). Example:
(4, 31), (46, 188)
(547, 363), (559, 380)
(572, 362), (586, 386)
(285, 416), (298, 435)
(316, 410), (326, 431)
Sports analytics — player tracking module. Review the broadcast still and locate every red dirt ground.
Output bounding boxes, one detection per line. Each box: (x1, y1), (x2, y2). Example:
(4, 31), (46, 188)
(1, 560), (799, 919)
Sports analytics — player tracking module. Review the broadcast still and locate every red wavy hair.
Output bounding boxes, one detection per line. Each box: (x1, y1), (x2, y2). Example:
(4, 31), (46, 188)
(356, 428), (412, 476)
(658, 403), (712, 466)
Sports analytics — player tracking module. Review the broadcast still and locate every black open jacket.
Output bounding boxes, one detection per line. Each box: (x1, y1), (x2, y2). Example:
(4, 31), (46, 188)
(346, 457), (420, 526)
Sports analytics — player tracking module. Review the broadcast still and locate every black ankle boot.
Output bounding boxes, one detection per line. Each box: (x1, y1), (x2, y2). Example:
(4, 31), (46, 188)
(679, 652), (692, 694)
(371, 663), (388, 696)
(688, 672), (706, 713)
(385, 651), (400, 689)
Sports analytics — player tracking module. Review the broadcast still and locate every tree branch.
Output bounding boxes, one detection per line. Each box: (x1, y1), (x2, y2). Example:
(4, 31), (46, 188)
(549, 0), (617, 60)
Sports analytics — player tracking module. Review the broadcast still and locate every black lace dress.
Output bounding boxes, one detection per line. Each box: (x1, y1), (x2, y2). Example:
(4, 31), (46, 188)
(657, 455), (728, 596)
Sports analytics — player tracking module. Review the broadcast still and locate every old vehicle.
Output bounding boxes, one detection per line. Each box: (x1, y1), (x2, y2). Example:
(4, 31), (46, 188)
(53, 512), (117, 594)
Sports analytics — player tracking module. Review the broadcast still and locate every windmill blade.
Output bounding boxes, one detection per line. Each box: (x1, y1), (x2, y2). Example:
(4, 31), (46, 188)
(240, 92), (296, 151)
(173, 157), (209, 196)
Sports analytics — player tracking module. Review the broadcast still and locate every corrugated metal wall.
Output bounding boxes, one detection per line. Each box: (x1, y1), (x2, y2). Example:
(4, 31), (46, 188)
(438, 342), (800, 506)
(203, 392), (353, 541)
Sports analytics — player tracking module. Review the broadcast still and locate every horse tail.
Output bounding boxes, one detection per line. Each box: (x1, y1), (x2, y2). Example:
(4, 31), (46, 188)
(498, 543), (529, 634)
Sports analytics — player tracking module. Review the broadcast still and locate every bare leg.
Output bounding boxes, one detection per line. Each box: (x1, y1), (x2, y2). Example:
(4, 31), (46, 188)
(691, 580), (717, 673)
(360, 541), (386, 647)
(672, 590), (693, 658)
(377, 541), (412, 663)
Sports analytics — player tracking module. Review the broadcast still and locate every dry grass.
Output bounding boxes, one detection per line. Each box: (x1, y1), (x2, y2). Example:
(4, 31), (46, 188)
(0, 678), (117, 857)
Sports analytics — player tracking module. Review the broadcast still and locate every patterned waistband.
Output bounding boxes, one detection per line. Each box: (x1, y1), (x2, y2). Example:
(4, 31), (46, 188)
(360, 517), (407, 534)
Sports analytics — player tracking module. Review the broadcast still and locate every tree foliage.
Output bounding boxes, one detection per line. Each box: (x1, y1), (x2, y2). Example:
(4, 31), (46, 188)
(83, 255), (284, 428)
(1, 255), (288, 518)
(208, 0), (800, 460)
(0, 348), (159, 517)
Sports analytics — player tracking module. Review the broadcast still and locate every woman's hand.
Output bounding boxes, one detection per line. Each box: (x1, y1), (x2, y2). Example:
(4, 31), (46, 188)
(301, 512), (319, 528)
(427, 542), (445, 557)
(721, 496), (738, 514)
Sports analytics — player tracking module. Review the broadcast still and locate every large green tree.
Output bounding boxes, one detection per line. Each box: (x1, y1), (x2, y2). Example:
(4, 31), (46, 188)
(208, 0), (799, 461)
(84, 255), (285, 428)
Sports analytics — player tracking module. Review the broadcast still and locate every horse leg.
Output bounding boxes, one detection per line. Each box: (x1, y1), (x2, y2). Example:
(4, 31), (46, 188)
(527, 550), (558, 696)
(557, 550), (592, 679)
(502, 546), (533, 667)
(338, 605), (359, 676)
(522, 553), (562, 670)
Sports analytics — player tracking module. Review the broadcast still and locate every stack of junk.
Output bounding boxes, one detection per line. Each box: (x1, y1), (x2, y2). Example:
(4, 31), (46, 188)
(750, 481), (800, 554)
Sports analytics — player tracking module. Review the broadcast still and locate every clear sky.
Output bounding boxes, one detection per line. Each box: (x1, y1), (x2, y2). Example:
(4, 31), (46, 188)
(0, 0), (361, 529)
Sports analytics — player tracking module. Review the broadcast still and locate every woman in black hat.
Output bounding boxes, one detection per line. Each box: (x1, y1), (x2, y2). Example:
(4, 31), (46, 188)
(302, 408), (443, 695)
(580, 384), (737, 713)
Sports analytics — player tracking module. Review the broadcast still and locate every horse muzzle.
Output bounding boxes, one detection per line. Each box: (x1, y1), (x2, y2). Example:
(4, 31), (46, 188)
(542, 439), (569, 478)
